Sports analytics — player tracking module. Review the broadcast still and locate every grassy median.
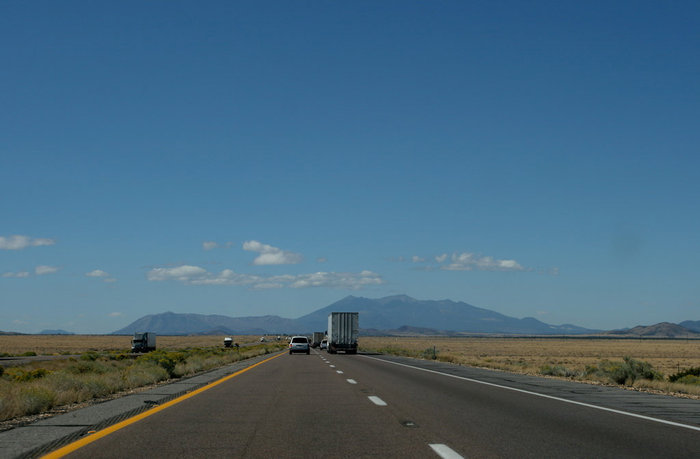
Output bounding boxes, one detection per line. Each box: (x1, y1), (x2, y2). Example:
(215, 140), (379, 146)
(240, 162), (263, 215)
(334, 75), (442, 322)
(0, 341), (285, 422)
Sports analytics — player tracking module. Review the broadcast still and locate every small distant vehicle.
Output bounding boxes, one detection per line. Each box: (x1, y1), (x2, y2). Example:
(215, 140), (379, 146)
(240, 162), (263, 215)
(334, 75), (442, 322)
(311, 331), (325, 348)
(131, 332), (156, 353)
(224, 337), (233, 348)
(289, 336), (310, 355)
(260, 337), (266, 342)
(320, 339), (328, 350)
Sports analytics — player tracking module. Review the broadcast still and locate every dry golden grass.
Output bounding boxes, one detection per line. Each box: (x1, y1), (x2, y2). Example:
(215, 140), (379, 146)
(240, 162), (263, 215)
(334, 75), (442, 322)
(359, 336), (700, 396)
(0, 341), (284, 423)
(0, 335), (263, 355)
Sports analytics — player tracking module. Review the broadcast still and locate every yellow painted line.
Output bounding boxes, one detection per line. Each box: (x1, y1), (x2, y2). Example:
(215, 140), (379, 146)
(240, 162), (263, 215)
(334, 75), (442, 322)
(42, 351), (287, 458)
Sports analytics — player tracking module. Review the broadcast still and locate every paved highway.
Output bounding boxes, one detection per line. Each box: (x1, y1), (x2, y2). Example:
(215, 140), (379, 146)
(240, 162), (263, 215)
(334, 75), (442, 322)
(46, 349), (699, 458)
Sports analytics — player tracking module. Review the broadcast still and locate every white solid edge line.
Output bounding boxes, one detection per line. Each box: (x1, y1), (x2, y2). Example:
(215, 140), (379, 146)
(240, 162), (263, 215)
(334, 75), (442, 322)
(429, 444), (464, 459)
(361, 355), (700, 432)
(347, 379), (357, 384)
(368, 396), (387, 406)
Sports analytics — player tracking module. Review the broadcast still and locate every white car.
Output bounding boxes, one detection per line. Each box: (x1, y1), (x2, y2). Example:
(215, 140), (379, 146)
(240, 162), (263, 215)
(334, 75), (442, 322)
(319, 339), (328, 350)
(289, 336), (310, 354)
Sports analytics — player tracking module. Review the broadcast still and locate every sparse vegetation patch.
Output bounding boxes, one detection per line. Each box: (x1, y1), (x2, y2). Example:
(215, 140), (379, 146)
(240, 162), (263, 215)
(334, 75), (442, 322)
(0, 340), (284, 423)
(360, 337), (700, 397)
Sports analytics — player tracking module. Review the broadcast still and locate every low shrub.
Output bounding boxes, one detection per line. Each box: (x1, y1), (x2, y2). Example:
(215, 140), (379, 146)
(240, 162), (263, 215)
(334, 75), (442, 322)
(6, 368), (51, 382)
(45, 372), (88, 399)
(673, 375), (700, 385)
(19, 386), (55, 415)
(137, 351), (188, 378)
(436, 354), (460, 364)
(422, 347), (438, 360)
(589, 357), (662, 385)
(81, 373), (122, 398)
(540, 365), (577, 378)
(669, 366), (700, 383)
(67, 360), (112, 375)
(80, 351), (100, 361)
(123, 362), (169, 387)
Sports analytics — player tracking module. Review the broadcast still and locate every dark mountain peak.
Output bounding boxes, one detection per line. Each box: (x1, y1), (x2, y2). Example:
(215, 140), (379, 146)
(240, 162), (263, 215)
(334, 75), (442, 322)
(295, 294), (596, 335)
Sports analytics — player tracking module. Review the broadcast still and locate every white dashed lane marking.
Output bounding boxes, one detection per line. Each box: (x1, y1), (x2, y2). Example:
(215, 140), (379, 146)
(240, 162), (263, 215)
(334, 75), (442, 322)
(368, 396), (387, 406)
(363, 355), (700, 433)
(336, 370), (344, 374)
(429, 444), (464, 459)
(347, 379), (357, 384)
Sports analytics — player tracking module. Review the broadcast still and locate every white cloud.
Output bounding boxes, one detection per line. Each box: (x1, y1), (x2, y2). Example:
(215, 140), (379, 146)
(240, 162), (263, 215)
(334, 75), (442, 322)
(190, 269), (262, 286)
(104, 278), (117, 283)
(242, 240), (303, 265)
(35, 265), (59, 275)
(147, 265), (209, 282)
(401, 251), (528, 272)
(317, 257), (328, 263)
(454, 253), (522, 271)
(288, 271), (384, 289)
(108, 312), (123, 317)
(146, 265), (384, 290)
(251, 282), (285, 290)
(2, 271), (30, 278)
(0, 235), (55, 250)
(202, 241), (218, 251)
(86, 269), (109, 277)
(441, 252), (525, 271)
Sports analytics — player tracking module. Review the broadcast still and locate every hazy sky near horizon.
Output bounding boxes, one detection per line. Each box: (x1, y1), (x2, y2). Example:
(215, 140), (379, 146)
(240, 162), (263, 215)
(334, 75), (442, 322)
(2, 1), (699, 334)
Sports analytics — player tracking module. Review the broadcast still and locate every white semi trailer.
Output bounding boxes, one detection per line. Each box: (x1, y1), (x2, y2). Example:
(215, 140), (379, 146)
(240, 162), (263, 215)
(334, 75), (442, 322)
(131, 332), (156, 353)
(327, 312), (359, 354)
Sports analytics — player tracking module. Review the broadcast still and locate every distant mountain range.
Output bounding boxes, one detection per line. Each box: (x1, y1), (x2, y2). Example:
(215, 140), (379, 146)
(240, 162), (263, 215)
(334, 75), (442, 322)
(607, 322), (700, 338)
(113, 294), (602, 335)
(112, 312), (299, 336)
(679, 320), (700, 333)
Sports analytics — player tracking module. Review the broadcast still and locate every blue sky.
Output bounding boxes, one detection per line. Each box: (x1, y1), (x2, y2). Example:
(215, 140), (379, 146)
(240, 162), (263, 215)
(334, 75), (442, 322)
(2, 1), (698, 334)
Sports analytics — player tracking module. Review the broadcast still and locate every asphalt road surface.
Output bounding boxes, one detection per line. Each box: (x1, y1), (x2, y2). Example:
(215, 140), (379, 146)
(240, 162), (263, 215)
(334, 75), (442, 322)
(48, 350), (699, 458)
